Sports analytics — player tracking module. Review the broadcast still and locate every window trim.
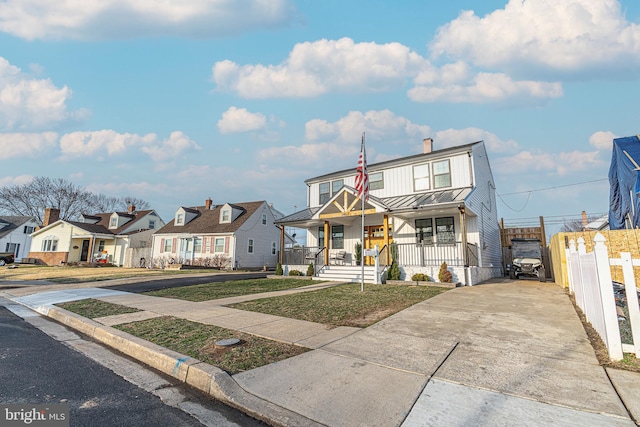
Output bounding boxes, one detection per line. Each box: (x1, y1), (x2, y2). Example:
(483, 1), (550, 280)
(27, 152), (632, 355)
(176, 213), (184, 225)
(435, 216), (455, 243)
(271, 242), (277, 255)
(247, 238), (254, 254)
(163, 239), (173, 252)
(369, 172), (384, 191)
(331, 225), (344, 250)
(413, 164), (430, 191)
(433, 159), (451, 189)
(319, 182), (331, 205)
(261, 214), (267, 225)
(214, 237), (225, 253)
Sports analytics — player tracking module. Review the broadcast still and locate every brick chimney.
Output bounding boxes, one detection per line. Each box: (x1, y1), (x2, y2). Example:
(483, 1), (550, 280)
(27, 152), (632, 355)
(128, 204), (135, 214)
(423, 138), (433, 154)
(43, 208), (60, 226)
(581, 210), (588, 227)
(205, 198), (213, 210)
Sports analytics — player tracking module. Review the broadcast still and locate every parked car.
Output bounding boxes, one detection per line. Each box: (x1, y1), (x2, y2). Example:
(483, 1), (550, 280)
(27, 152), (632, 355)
(508, 238), (545, 281)
(0, 252), (15, 266)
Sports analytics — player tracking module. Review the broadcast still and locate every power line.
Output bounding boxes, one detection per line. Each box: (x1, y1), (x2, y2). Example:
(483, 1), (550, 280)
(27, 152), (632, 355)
(497, 178), (608, 197)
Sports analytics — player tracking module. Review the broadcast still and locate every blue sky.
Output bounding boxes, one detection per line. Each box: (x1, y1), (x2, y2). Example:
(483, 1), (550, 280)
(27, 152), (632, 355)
(1, 0), (640, 237)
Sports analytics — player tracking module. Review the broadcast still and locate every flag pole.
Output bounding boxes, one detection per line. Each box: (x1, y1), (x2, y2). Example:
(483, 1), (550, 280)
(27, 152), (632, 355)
(361, 133), (365, 292)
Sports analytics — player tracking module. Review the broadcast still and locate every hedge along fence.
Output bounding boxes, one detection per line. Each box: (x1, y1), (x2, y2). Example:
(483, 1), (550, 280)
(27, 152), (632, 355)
(550, 229), (640, 289)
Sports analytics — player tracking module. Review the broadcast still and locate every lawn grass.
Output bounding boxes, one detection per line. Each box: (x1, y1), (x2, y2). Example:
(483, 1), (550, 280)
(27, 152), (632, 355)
(230, 283), (449, 327)
(143, 278), (315, 301)
(0, 265), (217, 282)
(115, 316), (309, 374)
(57, 299), (142, 318)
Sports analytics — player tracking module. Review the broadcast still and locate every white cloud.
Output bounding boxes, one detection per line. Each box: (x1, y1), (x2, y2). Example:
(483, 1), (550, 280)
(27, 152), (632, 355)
(0, 174), (34, 186)
(213, 37), (563, 104)
(0, 57), (87, 130)
(0, 132), (58, 159)
(217, 106), (267, 134)
(213, 37), (428, 98)
(434, 128), (519, 153)
(494, 150), (605, 176)
(430, 0), (640, 76)
(59, 129), (199, 161)
(141, 131), (200, 162)
(409, 72), (563, 104)
(589, 131), (617, 150)
(305, 110), (431, 144)
(0, 0), (297, 40)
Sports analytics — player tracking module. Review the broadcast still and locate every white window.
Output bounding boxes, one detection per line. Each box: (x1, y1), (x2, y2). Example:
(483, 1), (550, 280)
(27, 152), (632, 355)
(331, 179), (343, 195)
(214, 238), (225, 253)
(194, 238), (202, 253)
(98, 240), (105, 252)
(262, 214), (267, 225)
(413, 164), (430, 191)
(222, 210), (230, 222)
(319, 182), (330, 204)
(369, 172), (383, 191)
(205, 238), (211, 253)
(433, 160), (451, 189)
(248, 239), (254, 254)
(436, 217), (455, 243)
(271, 242), (276, 255)
(149, 220), (155, 229)
(23, 226), (35, 234)
(41, 238), (58, 252)
(109, 217), (117, 228)
(163, 239), (172, 252)
(176, 214), (184, 225)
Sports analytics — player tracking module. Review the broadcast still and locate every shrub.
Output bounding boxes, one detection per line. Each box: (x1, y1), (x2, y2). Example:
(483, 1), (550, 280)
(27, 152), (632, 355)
(354, 243), (362, 265)
(275, 262), (283, 276)
(306, 262), (314, 277)
(289, 269), (303, 276)
(438, 262), (453, 283)
(387, 260), (402, 281)
(411, 273), (431, 282)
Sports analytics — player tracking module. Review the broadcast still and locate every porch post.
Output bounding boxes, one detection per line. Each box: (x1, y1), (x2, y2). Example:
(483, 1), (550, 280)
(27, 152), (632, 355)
(88, 236), (95, 263)
(459, 206), (468, 266)
(279, 225), (285, 264)
(383, 215), (390, 265)
(324, 221), (330, 266)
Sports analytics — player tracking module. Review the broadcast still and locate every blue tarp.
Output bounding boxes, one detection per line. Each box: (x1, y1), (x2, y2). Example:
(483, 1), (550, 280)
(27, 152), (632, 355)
(609, 135), (640, 229)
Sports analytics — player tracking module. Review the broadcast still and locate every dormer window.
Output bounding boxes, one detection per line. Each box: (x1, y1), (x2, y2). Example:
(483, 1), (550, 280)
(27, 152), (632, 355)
(221, 209), (230, 223)
(109, 217), (118, 228)
(176, 213), (184, 225)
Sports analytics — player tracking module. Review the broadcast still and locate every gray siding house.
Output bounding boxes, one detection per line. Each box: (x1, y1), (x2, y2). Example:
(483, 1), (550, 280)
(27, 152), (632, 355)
(151, 199), (285, 270)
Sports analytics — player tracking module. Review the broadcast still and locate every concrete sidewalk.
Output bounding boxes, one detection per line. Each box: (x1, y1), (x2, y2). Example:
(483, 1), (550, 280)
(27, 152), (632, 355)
(2, 278), (639, 426)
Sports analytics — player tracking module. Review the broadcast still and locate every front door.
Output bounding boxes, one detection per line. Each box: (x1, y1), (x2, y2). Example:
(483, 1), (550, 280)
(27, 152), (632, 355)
(80, 240), (90, 262)
(364, 225), (392, 265)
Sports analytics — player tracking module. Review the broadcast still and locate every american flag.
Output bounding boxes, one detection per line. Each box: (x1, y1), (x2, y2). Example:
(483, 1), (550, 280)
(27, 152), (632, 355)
(355, 134), (369, 201)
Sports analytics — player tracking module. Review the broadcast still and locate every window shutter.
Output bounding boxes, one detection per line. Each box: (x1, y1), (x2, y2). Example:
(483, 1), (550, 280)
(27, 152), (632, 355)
(224, 236), (230, 254)
(160, 238), (165, 252)
(172, 238), (177, 253)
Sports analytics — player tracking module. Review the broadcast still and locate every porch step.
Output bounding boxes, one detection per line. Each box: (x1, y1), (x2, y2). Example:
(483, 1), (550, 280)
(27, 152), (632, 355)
(316, 265), (380, 283)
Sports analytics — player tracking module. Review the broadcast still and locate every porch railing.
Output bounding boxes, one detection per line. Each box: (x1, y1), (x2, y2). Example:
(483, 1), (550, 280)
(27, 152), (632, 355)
(282, 246), (324, 270)
(394, 241), (478, 267)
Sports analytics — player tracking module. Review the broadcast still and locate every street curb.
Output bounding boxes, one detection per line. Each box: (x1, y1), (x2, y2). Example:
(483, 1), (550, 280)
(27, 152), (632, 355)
(46, 306), (322, 427)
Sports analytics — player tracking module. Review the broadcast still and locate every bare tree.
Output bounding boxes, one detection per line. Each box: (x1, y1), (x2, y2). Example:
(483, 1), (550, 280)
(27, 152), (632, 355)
(0, 177), (150, 224)
(559, 215), (598, 232)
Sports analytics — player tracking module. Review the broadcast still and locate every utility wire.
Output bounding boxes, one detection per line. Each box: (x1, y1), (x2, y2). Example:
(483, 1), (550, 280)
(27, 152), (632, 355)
(497, 178), (608, 196)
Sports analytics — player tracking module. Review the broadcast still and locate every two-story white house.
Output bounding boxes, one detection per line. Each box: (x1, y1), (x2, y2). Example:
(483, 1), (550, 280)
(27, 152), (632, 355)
(150, 199), (288, 270)
(0, 216), (39, 262)
(276, 139), (503, 285)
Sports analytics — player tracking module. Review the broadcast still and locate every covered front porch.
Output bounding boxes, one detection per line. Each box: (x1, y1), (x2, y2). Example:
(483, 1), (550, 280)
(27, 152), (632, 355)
(277, 186), (479, 283)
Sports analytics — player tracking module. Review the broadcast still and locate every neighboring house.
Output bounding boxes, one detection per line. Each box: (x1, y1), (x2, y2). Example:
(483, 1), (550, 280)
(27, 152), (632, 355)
(276, 139), (503, 285)
(28, 206), (165, 267)
(608, 135), (640, 229)
(151, 199), (288, 270)
(0, 216), (39, 262)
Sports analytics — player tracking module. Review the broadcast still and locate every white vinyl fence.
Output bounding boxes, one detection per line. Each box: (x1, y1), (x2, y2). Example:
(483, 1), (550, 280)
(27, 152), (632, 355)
(566, 233), (640, 361)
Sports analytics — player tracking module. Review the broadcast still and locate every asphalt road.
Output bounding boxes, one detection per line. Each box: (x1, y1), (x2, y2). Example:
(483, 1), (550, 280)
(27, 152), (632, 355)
(0, 304), (265, 426)
(105, 272), (268, 293)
